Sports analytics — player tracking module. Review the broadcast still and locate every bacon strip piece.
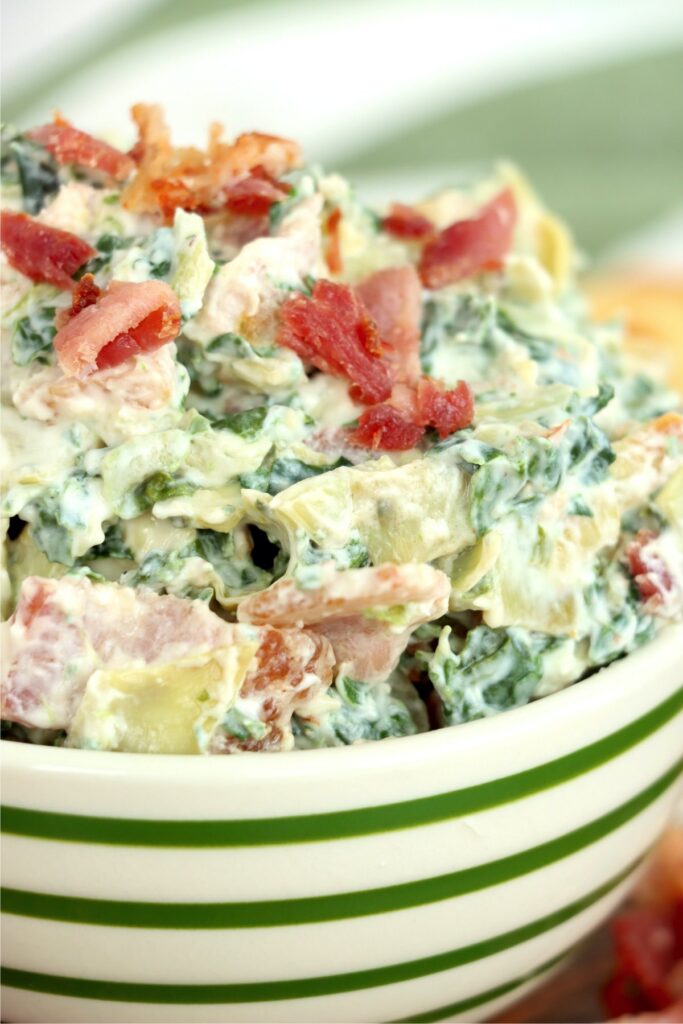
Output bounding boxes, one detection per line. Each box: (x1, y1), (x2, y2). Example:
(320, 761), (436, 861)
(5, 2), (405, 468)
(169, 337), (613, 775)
(123, 103), (302, 219)
(419, 188), (517, 289)
(238, 563), (450, 684)
(416, 376), (474, 438)
(324, 207), (343, 275)
(53, 279), (181, 378)
(355, 265), (422, 384)
(277, 279), (393, 404)
(0, 210), (95, 289)
(348, 404), (424, 451)
(626, 530), (677, 607)
(27, 117), (135, 181)
(224, 167), (291, 217)
(55, 273), (101, 329)
(382, 203), (434, 240)
(211, 626), (334, 753)
(1, 576), (248, 731)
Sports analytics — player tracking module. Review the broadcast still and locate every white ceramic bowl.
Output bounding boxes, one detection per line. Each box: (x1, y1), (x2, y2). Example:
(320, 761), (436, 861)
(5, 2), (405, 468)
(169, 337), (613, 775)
(2, 624), (682, 1024)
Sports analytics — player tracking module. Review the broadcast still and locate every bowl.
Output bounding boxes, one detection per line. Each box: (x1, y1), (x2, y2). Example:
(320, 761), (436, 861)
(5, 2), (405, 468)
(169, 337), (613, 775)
(2, 623), (682, 1024)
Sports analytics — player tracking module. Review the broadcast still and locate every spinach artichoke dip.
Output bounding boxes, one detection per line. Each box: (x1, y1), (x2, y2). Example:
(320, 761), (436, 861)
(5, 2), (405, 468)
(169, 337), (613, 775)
(1, 107), (681, 755)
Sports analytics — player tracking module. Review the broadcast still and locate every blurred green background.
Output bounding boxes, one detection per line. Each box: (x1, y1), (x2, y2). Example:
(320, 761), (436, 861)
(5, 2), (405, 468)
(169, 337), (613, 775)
(3, 0), (682, 258)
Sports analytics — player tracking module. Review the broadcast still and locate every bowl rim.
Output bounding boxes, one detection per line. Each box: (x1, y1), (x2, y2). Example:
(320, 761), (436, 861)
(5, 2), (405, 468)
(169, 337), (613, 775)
(2, 622), (682, 782)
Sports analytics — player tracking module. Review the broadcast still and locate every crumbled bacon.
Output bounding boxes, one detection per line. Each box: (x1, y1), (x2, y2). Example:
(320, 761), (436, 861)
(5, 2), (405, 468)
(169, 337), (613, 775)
(55, 273), (102, 329)
(53, 279), (181, 377)
(324, 207), (343, 275)
(214, 627), (334, 753)
(277, 279), (392, 404)
(382, 202), (434, 240)
(418, 188), (517, 288)
(27, 115), (135, 181)
(416, 376), (475, 437)
(355, 266), (422, 383)
(223, 166), (291, 217)
(626, 530), (676, 606)
(122, 103), (302, 220)
(0, 210), (95, 289)
(347, 404), (424, 451)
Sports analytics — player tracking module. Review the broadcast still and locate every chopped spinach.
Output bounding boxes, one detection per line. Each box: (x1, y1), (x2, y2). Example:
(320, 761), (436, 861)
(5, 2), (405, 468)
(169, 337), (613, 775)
(241, 455), (351, 495)
(1, 126), (59, 214)
(12, 305), (56, 366)
(133, 472), (195, 512)
(424, 625), (552, 725)
(214, 406), (268, 439)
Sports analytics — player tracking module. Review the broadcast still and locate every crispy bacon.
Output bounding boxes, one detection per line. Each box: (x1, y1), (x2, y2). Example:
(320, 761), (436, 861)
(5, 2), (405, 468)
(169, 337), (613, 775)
(27, 116), (135, 180)
(382, 202), (434, 240)
(324, 207), (343, 275)
(355, 266), (422, 383)
(55, 273), (101, 329)
(123, 103), (302, 219)
(419, 188), (517, 289)
(224, 166), (291, 217)
(348, 404), (424, 451)
(277, 279), (392, 404)
(0, 210), (95, 289)
(53, 279), (181, 378)
(626, 530), (676, 606)
(416, 376), (475, 437)
(212, 627), (334, 753)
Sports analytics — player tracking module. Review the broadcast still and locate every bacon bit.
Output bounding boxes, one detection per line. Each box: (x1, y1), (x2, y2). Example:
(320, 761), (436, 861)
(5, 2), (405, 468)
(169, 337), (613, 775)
(53, 279), (181, 378)
(626, 530), (675, 606)
(347, 404), (424, 451)
(416, 376), (475, 437)
(55, 273), (102, 329)
(277, 279), (392, 404)
(324, 207), (343, 275)
(609, 908), (681, 1013)
(382, 202), (434, 241)
(122, 103), (302, 220)
(355, 266), (422, 383)
(224, 166), (291, 217)
(419, 188), (517, 289)
(0, 210), (95, 289)
(27, 115), (135, 181)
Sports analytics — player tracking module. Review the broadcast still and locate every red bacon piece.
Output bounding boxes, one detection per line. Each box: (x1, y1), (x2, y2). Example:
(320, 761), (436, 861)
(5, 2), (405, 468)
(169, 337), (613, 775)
(612, 908), (680, 1011)
(27, 117), (135, 181)
(347, 404), (424, 451)
(53, 279), (181, 378)
(224, 166), (290, 217)
(419, 188), (517, 289)
(55, 273), (102, 329)
(0, 210), (95, 289)
(324, 207), (343, 275)
(277, 279), (392, 404)
(382, 202), (434, 241)
(355, 265), (422, 384)
(626, 530), (676, 606)
(416, 376), (475, 437)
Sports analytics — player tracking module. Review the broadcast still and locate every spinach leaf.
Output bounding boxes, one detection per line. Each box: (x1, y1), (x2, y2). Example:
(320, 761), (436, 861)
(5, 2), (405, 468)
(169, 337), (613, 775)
(25, 473), (97, 566)
(424, 625), (550, 725)
(241, 455), (351, 496)
(12, 306), (56, 366)
(214, 407), (268, 439)
(1, 126), (59, 214)
(133, 472), (195, 513)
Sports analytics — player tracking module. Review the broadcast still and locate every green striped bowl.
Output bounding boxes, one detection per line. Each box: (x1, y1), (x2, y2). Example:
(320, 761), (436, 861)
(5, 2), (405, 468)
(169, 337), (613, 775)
(2, 625), (682, 1023)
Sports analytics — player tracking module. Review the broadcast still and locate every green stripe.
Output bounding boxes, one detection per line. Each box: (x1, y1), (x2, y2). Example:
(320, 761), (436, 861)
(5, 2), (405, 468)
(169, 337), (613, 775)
(2, 763), (678, 927)
(2, 685), (681, 847)
(391, 952), (568, 1024)
(0, 859), (639, 1003)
